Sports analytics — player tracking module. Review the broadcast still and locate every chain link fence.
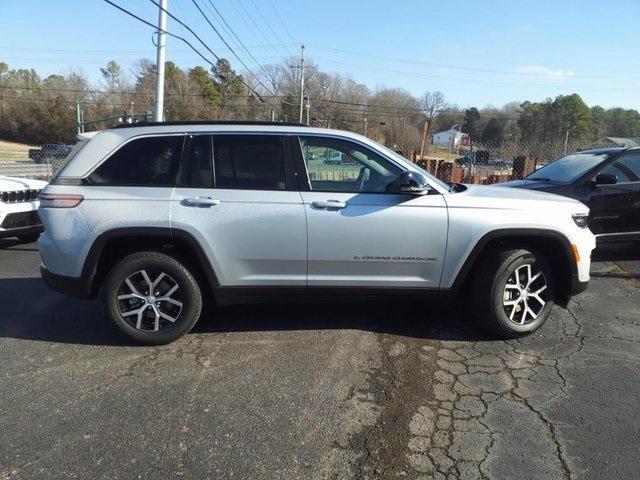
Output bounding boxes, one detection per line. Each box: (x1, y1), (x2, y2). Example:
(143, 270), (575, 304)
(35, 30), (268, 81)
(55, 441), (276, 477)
(396, 137), (597, 185)
(0, 141), (69, 181)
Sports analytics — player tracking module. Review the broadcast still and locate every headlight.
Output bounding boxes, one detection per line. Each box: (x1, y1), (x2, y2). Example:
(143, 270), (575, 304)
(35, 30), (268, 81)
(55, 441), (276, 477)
(572, 213), (589, 228)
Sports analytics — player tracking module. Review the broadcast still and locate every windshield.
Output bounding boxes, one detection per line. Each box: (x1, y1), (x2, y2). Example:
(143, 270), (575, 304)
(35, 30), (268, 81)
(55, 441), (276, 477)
(374, 141), (451, 192)
(527, 153), (608, 183)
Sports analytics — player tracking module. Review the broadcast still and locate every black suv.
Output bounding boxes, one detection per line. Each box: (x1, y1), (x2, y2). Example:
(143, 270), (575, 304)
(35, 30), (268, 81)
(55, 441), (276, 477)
(502, 147), (640, 243)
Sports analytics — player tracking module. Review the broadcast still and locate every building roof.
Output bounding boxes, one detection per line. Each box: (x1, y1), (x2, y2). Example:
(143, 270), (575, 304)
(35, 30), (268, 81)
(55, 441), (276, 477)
(603, 137), (640, 147)
(434, 128), (469, 136)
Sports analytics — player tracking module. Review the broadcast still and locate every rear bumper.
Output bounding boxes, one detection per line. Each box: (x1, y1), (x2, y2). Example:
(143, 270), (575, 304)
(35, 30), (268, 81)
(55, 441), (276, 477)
(40, 264), (93, 299)
(0, 224), (43, 239)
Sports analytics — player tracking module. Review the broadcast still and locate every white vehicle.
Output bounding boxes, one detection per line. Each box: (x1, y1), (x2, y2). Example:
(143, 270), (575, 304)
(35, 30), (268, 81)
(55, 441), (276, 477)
(0, 175), (47, 243)
(38, 122), (596, 344)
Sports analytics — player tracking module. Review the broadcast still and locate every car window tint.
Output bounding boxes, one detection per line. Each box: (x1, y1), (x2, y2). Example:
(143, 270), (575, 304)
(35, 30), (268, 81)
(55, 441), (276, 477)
(601, 154), (640, 183)
(183, 135), (214, 188)
(299, 136), (401, 193)
(89, 136), (183, 186)
(213, 135), (286, 190)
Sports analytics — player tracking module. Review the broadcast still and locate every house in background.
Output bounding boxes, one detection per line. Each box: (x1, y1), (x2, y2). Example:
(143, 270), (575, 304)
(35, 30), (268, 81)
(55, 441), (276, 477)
(432, 127), (470, 148)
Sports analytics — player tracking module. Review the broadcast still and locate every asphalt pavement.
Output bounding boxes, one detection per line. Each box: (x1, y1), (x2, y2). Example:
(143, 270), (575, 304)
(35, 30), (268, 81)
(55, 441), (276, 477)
(1, 239), (639, 480)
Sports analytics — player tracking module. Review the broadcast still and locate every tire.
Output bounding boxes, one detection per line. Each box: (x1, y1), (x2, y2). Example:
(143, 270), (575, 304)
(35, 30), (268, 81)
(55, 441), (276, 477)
(103, 251), (203, 345)
(472, 248), (555, 338)
(18, 234), (40, 244)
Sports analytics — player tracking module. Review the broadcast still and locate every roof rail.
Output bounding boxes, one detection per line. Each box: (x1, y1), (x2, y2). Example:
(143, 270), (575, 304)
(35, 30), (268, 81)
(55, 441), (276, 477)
(112, 120), (307, 129)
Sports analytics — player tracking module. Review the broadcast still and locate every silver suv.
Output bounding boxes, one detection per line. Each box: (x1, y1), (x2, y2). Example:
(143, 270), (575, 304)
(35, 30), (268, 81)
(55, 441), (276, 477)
(38, 122), (596, 344)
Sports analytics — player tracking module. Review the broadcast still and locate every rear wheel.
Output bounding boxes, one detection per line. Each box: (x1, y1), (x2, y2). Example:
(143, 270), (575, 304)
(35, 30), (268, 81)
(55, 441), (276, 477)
(473, 248), (555, 338)
(103, 251), (203, 344)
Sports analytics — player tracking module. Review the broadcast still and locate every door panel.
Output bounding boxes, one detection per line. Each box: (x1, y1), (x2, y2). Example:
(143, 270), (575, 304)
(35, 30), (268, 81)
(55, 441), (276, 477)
(588, 153), (640, 235)
(171, 134), (307, 287)
(301, 191), (448, 288)
(171, 188), (307, 286)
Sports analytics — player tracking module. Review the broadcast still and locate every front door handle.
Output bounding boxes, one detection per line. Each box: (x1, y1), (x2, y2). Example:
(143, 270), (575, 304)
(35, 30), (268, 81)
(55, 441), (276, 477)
(312, 200), (347, 209)
(181, 197), (221, 207)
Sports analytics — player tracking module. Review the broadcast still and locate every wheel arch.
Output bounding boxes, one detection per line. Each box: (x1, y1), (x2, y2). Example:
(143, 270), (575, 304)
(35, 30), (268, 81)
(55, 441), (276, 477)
(83, 227), (219, 298)
(450, 228), (577, 306)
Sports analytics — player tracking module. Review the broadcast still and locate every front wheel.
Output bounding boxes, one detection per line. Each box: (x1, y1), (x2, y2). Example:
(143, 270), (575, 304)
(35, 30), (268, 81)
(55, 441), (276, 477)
(103, 251), (203, 345)
(473, 248), (555, 338)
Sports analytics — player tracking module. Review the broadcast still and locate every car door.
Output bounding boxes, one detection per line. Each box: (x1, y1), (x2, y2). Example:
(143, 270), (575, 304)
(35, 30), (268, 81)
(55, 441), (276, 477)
(170, 133), (307, 287)
(587, 151), (640, 236)
(295, 135), (448, 289)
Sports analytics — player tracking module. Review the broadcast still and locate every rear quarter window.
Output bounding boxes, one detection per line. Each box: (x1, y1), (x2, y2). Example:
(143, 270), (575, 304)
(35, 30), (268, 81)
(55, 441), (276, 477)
(88, 135), (184, 186)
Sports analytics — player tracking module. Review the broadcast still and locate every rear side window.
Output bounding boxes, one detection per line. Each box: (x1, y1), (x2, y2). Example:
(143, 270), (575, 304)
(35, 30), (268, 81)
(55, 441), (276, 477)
(214, 135), (286, 190)
(89, 136), (183, 186)
(182, 135), (214, 188)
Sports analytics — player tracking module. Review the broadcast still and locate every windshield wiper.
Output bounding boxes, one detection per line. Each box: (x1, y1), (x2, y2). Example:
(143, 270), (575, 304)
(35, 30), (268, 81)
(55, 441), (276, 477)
(527, 177), (551, 182)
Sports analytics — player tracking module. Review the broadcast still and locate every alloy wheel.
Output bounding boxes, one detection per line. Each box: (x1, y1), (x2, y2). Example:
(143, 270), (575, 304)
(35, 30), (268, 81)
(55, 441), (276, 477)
(502, 263), (548, 325)
(116, 269), (183, 332)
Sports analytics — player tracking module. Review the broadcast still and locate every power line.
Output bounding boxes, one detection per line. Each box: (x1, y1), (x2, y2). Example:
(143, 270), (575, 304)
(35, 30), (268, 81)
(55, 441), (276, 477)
(312, 57), (640, 92)
(233, 0), (292, 60)
(188, 0), (277, 96)
(146, 0), (269, 100)
(102, 0), (266, 102)
(246, 0), (295, 56)
(201, 0), (279, 90)
(308, 43), (640, 81)
(265, 0), (297, 45)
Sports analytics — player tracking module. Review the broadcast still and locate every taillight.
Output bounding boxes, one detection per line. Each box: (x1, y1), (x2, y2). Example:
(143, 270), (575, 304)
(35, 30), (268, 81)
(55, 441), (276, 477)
(38, 193), (84, 208)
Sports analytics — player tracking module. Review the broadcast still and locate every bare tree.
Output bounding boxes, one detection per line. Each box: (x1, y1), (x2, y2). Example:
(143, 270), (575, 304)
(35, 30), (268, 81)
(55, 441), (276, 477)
(419, 91), (447, 158)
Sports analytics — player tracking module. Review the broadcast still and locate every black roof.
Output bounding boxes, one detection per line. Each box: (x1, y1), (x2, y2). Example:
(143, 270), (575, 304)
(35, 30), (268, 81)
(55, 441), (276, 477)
(113, 120), (306, 129)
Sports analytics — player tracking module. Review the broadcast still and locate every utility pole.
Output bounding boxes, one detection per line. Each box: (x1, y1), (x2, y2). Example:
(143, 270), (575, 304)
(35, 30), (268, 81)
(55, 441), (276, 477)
(290, 45), (305, 123)
(305, 96), (310, 126)
(363, 117), (368, 136)
(299, 45), (305, 123)
(564, 128), (570, 155)
(154, 0), (168, 122)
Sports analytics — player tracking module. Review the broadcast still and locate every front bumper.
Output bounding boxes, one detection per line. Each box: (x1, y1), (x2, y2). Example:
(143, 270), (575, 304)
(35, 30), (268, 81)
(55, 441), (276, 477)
(0, 208), (43, 239)
(0, 224), (43, 239)
(571, 275), (589, 296)
(40, 264), (93, 299)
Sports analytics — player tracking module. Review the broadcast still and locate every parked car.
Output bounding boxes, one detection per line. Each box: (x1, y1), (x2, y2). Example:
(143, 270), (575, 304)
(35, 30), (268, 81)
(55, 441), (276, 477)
(28, 143), (72, 164)
(456, 149), (491, 166)
(501, 147), (640, 244)
(323, 150), (343, 165)
(0, 175), (47, 243)
(38, 122), (595, 344)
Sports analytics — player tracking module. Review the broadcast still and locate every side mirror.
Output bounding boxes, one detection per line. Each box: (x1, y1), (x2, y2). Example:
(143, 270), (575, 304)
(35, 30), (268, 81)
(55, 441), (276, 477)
(387, 171), (431, 194)
(594, 173), (617, 186)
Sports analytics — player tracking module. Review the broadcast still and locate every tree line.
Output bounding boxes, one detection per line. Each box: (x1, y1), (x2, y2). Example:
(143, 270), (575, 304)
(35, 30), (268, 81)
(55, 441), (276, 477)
(1, 57), (639, 151)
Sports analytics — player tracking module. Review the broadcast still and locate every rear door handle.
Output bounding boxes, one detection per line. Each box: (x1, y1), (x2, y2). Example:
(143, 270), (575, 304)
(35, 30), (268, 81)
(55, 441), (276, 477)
(181, 197), (221, 207)
(311, 200), (347, 209)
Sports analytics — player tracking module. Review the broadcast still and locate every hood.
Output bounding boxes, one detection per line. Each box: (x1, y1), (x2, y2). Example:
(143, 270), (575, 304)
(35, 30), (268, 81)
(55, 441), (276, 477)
(499, 178), (568, 190)
(446, 183), (587, 213)
(0, 175), (48, 191)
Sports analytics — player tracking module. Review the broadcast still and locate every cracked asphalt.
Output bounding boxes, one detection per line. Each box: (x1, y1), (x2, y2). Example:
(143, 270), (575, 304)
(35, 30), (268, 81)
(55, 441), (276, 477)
(1, 240), (639, 479)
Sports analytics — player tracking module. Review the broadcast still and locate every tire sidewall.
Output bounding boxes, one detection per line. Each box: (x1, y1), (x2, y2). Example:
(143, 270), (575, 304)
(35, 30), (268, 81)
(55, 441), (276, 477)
(104, 253), (202, 345)
(490, 250), (555, 336)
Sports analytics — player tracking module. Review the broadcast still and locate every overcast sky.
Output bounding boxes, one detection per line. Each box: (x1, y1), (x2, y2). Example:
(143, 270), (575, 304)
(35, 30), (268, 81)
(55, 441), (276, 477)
(2, 0), (639, 109)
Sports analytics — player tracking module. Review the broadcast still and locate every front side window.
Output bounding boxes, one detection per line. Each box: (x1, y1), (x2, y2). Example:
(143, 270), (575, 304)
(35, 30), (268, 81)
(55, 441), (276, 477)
(299, 136), (401, 193)
(89, 135), (183, 186)
(600, 153), (640, 184)
(213, 135), (287, 190)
